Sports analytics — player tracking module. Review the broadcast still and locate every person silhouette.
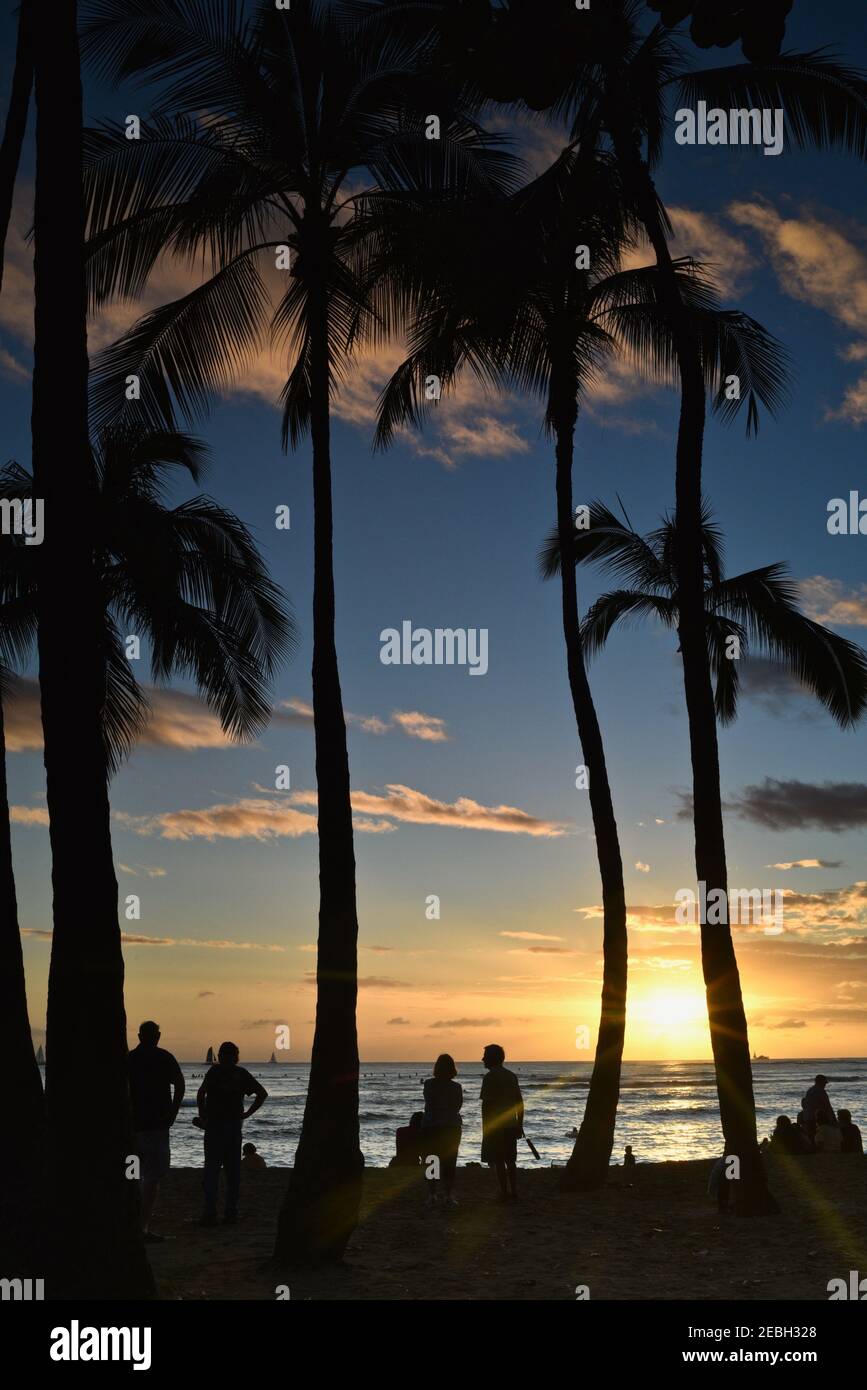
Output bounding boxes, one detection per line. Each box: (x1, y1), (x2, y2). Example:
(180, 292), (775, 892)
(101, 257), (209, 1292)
(480, 1043), (524, 1202)
(127, 1021), (185, 1243)
(800, 1074), (835, 1138)
(838, 1109), (863, 1154)
(196, 1042), (267, 1226)
(421, 1054), (463, 1206)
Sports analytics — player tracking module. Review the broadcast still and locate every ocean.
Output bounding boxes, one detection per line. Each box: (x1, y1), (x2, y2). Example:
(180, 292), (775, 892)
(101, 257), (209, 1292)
(134, 1057), (867, 1169)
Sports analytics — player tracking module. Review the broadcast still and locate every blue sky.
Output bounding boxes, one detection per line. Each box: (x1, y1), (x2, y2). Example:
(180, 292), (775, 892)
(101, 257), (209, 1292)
(2, 0), (867, 1061)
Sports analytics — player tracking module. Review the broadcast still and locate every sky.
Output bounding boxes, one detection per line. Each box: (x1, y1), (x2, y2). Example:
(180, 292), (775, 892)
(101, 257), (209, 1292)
(2, 0), (867, 1064)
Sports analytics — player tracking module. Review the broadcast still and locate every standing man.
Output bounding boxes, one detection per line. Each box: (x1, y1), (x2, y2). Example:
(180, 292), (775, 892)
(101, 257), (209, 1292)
(801, 1074), (836, 1139)
(196, 1042), (267, 1226)
(480, 1043), (524, 1203)
(128, 1020), (185, 1243)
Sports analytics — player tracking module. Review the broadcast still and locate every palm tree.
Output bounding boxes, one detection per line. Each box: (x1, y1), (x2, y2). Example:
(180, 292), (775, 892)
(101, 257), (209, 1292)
(78, 0), (510, 1260)
(373, 145), (783, 1188)
(543, 499), (867, 733)
(0, 426), (293, 1287)
(0, 0), (41, 1281)
(31, 0), (156, 1299)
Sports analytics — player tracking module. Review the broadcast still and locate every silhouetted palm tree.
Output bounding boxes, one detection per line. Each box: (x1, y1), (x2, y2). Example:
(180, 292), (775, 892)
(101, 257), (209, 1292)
(0, 0), (40, 1280)
(542, 500), (867, 729)
(30, 0), (155, 1299)
(79, 0), (510, 1259)
(374, 144), (783, 1188)
(0, 426), (292, 1286)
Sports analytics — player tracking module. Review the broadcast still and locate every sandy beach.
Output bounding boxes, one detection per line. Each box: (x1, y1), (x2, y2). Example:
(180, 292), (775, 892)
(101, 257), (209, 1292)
(146, 1155), (867, 1301)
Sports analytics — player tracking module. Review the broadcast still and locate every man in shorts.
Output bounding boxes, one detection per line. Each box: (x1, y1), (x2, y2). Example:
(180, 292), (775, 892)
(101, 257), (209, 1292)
(480, 1043), (524, 1202)
(128, 1020), (185, 1243)
(196, 1041), (267, 1226)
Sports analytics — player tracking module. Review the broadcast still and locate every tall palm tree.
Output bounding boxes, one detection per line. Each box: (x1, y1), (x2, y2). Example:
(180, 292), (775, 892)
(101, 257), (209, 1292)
(31, 0), (156, 1299)
(0, 425), (292, 1286)
(0, 0), (40, 1281)
(543, 499), (867, 733)
(373, 146), (783, 1188)
(78, 0), (511, 1259)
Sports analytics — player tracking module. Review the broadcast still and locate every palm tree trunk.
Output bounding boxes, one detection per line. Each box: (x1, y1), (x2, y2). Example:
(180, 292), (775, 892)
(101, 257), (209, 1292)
(0, 0), (33, 296)
(31, 0), (153, 1296)
(551, 383), (628, 1192)
(0, 691), (44, 1274)
(275, 259), (363, 1263)
(617, 136), (775, 1214)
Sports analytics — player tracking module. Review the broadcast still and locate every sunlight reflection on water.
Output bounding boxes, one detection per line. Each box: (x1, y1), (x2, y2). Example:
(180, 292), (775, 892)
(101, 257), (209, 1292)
(150, 1058), (866, 1169)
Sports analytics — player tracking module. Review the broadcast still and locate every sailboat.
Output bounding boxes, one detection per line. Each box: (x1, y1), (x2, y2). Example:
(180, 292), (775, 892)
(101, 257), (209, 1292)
(205, 1045), (215, 1065)
(36, 1045), (45, 1066)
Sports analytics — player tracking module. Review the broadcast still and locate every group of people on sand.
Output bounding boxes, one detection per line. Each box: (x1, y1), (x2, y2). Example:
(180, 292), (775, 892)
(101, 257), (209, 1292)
(763, 1074), (863, 1157)
(709, 1074), (864, 1214)
(128, 1022), (269, 1240)
(390, 1044), (526, 1205)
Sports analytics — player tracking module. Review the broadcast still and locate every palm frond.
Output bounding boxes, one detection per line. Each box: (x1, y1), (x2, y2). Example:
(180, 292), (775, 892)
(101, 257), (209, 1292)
(674, 51), (867, 162)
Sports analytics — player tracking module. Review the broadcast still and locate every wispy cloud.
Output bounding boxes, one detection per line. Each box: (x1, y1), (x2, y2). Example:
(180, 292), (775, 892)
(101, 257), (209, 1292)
(429, 1017), (501, 1029)
(10, 806), (50, 827)
(22, 927), (284, 951)
(118, 863), (168, 878)
(498, 930), (564, 941)
(799, 577), (867, 628)
(766, 859), (842, 871)
(116, 783), (566, 841)
(728, 199), (867, 424)
(292, 784), (567, 837)
(5, 679), (451, 754)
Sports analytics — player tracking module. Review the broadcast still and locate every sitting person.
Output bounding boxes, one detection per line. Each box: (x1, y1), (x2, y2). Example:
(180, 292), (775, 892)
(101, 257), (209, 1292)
(623, 1145), (636, 1170)
(815, 1119), (842, 1153)
(389, 1111), (424, 1167)
(708, 1153), (731, 1214)
(769, 1114), (812, 1155)
(795, 1110), (815, 1150)
(241, 1141), (267, 1170)
(838, 1109), (863, 1155)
